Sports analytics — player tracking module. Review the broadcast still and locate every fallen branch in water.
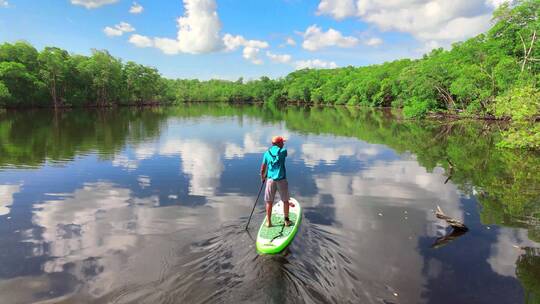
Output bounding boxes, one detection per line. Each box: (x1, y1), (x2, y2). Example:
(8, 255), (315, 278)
(435, 205), (468, 231)
(432, 205), (469, 249)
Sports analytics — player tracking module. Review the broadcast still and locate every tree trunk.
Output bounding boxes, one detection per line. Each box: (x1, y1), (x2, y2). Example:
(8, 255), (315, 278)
(51, 74), (57, 109)
(520, 30), (537, 73)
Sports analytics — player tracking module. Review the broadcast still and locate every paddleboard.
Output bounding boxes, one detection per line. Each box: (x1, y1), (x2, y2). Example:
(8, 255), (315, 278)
(256, 198), (302, 254)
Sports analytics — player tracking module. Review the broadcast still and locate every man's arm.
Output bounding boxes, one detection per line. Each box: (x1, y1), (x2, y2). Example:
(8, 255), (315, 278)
(260, 163), (267, 182)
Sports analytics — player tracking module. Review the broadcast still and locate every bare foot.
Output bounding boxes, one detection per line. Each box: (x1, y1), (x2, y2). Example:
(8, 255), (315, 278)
(265, 222), (272, 228)
(284, 218), (292, 227)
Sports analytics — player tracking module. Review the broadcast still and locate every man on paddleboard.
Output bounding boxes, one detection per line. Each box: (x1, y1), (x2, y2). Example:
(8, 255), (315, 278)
(260, 136), (293, 227)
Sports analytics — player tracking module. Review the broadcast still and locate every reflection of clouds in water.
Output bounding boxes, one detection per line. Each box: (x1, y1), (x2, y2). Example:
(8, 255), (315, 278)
(224, 127), (292, 159)
(301, 141), (382, 168)
(32, 183), (135, 271)
(31, 183), (136, 297)
(488, 228), (537, 278)
(303, 158), (464, 303)
(29, 182), (199, 298)
(27, 181), (262, 301)
(224, 132), (267, 159)
(311, 160), (461, 218)
(116, 120), (292, 196)
(137, 175), (151, 189)
(134, 142), (158, 160)
(132, 126), (289, 196)
(302, 143), (355, 167)
(162, 139), (224, 196)
(0, 184), (21, 216)
(353, 160), (462, 223)
(112, 154), (139, 171)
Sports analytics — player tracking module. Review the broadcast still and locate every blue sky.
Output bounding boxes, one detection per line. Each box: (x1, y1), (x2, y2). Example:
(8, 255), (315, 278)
(0, 0), (503, 80)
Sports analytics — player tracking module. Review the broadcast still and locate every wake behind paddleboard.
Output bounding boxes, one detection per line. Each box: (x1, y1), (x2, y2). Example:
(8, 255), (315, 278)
(256, 198), (302, 254)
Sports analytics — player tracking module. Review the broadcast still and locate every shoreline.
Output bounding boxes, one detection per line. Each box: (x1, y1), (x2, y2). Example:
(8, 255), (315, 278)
(0, 101), (509, 122)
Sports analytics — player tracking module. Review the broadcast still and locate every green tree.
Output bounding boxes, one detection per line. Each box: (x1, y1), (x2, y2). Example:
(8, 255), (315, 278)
(38, 47), (69, 108)
(77, 50), (123, 106)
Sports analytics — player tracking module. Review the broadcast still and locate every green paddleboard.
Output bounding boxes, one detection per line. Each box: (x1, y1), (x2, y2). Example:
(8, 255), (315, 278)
(256, 198), (302, 254)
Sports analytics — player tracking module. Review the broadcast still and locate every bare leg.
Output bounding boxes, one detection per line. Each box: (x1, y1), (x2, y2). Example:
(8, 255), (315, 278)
(265, 201), (273, 227)
(284, 200), (291, 226)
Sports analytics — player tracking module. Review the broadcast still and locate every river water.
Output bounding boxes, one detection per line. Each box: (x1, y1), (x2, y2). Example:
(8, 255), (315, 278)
(0, 104), (538, 304)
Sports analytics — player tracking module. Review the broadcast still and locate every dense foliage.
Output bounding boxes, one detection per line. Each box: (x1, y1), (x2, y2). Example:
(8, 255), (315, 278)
(0, 44), (170, 107)
(0, 0), (538, 147)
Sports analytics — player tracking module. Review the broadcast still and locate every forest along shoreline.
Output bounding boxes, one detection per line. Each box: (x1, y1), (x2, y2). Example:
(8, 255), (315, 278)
(0, 1), (538, 149)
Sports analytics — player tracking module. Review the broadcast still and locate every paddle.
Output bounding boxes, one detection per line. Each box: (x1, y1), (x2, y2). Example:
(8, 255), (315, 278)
(245, 179), (265, 230)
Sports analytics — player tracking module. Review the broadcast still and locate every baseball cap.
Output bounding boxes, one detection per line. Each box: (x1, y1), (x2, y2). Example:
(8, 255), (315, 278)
(271, 136), (286, 144)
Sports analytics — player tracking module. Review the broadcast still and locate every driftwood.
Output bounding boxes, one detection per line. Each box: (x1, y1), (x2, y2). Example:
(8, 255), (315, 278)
(435, 205), (468, 231)
(432, 205), (469, 248)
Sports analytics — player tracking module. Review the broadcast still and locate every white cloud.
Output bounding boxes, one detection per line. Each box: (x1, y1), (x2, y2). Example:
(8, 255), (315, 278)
(223, 34), (246, 51)
(116, 22), (135, 32)
(129, 2), (143, 14)
(295, 59), (338, 69)
(416, 14), (492, 41)
(104, 22), (135, 37)
(223, 34), (270, 64)
(266, 51), (292, 64)
(172, 0), (223, 54)
(70, 0), (118, 9)
(129, 34), (153, 48)
(128, 35), (181, 54)
(302, 25), (359, 51)
(365, 37), (383, 46)
(131, 0), (224, 55)
(127, 0), (272, 63)
(243, 47), (263, 65)
(316, 0), (356, 20)
(154, 37), (184, 55)
(223, 34), (269, 51)
(316, 0), (505, 46)
(104, 27), (123, 37)
(175, 0), (223, 54)
(286, 37), (296, 46)
(0, 0), (8, 8)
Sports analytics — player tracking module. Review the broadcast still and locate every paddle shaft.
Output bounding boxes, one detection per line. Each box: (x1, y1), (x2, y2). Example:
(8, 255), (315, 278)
(245, 180), (265, 230)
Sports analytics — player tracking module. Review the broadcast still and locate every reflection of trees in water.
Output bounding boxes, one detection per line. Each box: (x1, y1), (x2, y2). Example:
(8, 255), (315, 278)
(269, 106), (540, 247)
(0, 108), (167, 168)
(1, 104), (538, 239)
(516, 247), (540, 304)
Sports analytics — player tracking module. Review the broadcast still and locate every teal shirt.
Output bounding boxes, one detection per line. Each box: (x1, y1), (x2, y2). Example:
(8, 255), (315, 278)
(262, 145), (287, 180)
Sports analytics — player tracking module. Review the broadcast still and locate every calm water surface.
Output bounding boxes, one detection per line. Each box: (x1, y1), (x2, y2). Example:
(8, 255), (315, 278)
(0, 105), (539, 304)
